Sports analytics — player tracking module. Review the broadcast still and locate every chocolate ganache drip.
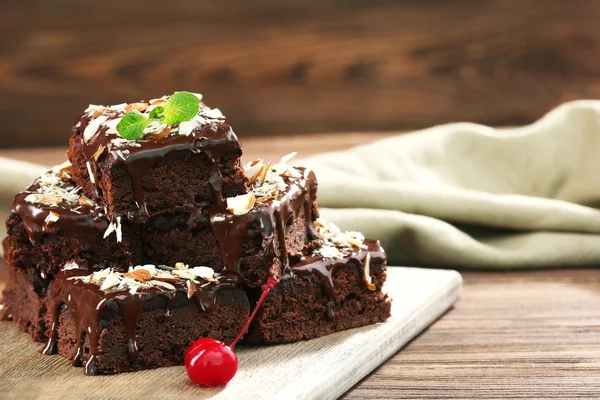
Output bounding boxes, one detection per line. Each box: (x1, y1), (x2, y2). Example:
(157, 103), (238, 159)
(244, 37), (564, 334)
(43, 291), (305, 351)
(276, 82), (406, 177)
(12, 166), (111, 269)
(208, 167), (318, 281)
(291, 239), (386, 299)
(291, 218), (387, 321)
(43, 266), (236, 375)
(74, 98), (243, 223)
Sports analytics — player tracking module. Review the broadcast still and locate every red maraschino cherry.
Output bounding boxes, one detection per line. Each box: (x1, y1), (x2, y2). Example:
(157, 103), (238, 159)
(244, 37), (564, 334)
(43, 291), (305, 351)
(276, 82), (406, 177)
(185, 277), (277, 387)
(185, 338), (238, 387)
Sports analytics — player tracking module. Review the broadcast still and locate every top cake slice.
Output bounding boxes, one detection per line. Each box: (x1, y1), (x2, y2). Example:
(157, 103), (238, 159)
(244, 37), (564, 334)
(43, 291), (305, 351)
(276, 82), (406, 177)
(67, 93), (248, 223)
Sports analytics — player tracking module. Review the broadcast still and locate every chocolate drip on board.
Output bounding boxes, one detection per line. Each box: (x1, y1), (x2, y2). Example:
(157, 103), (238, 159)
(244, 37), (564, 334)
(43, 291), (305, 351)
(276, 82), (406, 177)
(76, 110), (239, 223)
(42, 269), (236, 375)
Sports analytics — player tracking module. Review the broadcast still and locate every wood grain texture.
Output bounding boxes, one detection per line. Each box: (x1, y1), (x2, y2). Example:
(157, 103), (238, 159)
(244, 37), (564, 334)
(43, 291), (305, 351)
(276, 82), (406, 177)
(2, 1), (600, 147)
(0, 268), (462, 400)
(344, 268), (600, 400)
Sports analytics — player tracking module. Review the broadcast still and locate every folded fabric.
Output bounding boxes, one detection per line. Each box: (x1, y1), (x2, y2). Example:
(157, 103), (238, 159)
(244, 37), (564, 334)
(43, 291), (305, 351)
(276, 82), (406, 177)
(3, 100), (600, 268)
(302, 100), (600, 268)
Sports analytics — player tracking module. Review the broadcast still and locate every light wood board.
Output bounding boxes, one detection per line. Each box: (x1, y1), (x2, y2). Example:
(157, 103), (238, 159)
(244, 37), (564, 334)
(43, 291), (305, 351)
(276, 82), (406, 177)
(0, 267), (462, 400)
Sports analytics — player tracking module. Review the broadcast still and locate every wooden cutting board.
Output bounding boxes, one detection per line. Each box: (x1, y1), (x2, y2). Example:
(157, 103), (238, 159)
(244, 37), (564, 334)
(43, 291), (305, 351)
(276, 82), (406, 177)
(0, 267), (462, 400)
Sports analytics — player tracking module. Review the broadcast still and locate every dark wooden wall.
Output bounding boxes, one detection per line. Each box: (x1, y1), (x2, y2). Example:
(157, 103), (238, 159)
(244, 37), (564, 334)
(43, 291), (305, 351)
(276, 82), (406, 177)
(1, 0), (600, 148)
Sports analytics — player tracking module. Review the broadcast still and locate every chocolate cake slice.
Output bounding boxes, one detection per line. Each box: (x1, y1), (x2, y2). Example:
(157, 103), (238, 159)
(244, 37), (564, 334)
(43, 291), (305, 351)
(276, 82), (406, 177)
(145, 159), (319, 287)
(6, 158), (318, 287)
(1, 265), (50, 342)
(67, 94), (248, 223)
(244, 219), (391, 344)
(42, 264), (249, 375)
(5, 164), (140, 276)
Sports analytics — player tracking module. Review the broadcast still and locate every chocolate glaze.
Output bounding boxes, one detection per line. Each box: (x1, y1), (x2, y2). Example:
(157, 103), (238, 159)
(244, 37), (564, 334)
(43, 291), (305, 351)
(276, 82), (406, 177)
(75, 108), (242, 222)
(207, 167), (318, 282)
(12, 177), (111, 269)
(11, 165), (318, 287)
(42, 269), (237, 375)
(291, 239), (386, 303)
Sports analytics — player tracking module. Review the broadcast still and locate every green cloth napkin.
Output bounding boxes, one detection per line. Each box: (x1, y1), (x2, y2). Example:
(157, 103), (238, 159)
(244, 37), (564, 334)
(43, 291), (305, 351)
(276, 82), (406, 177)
(302, 100), (600, 268)
(3, 100), (600, 268)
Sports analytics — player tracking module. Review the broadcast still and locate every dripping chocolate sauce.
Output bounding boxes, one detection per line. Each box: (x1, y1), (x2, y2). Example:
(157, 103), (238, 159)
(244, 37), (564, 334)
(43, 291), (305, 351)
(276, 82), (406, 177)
(42, 269), (237, 375)
(208, 168), (318, 281)
(291, 239), (386, 321)
(77, 110), (237, 223)
(12, 179), (110, 270)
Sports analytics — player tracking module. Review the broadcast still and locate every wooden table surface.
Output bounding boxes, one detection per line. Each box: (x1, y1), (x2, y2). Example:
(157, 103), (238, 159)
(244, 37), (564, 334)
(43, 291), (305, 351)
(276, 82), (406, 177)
(2, 135), (600, 399)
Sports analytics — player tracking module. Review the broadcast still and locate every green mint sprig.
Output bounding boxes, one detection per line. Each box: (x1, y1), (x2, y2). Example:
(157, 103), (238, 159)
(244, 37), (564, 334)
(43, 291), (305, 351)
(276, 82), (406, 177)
(116, 91), (200, 140)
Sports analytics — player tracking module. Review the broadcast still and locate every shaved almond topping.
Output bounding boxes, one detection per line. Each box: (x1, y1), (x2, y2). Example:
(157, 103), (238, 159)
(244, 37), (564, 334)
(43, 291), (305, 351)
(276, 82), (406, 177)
(124, 269), (152, 283)
(125, 102), (148, 113)
(153, 126), (172, 140)
(279, 151), (297, 164)
(362, 253), (376, 291)
(187, 280), (196, 299)
(92, 144), (106, 162)
(249, 163), (271, 185)
(99, 274), (121, 291)
(52, 161), (72, 174)
(25, 193), (62, 206)
(153, 275), (179, 283)
(172, 270), (196, 281)
(149, 98), (167, 105)
(226, 192), (256, 216)
(78, 195), (94, 207)
(91, 108), (106, 118)
(255, 190), (281, 203)
(45, 211), (61, 224)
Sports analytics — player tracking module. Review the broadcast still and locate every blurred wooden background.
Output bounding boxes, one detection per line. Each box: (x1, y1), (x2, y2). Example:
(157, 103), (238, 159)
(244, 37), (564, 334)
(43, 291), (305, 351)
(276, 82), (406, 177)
(1, 0), (599, 148)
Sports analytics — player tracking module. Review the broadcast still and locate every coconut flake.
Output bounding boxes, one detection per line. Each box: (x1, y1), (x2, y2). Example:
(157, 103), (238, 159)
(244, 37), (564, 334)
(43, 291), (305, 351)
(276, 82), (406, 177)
(44, 211), (60, 224)
(244, 159), (264, 179)
(362, 253), (376, 291)
(279, 151), (297, 164)
(178, 119), (198, 136)
(103, 222), (116, 239)
(83, 115), (108, 142)
(115, 216), (122, 243)
(100, 274), (121, 291)
(188, 266), (215, 280)
(318, 245), (344, 260)
(150, 280), (176, 291)
(186, 280), (196, 299)
(204, 108), (225, 119)
(226, 193), (256, 216)
(52, 161), (72, 174)
(86, 161), (96, 184)
(172, 269), (196, 281)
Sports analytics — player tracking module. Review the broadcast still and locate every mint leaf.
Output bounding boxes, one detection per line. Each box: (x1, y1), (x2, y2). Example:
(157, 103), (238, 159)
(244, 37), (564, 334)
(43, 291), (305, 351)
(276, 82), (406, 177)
(117, 111), (150, 140)
(149, 106), (165, 120)
(161, 92), (200, 125)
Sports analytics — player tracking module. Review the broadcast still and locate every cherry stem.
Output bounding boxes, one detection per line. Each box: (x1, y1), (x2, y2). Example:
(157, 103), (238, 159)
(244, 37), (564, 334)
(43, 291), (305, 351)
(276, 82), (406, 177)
(229, 277), (277, 350)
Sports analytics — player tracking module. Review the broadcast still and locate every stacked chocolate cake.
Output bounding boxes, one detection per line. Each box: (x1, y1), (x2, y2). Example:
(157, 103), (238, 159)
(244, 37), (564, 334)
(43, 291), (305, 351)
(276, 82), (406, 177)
(1, 93), (391, 375)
